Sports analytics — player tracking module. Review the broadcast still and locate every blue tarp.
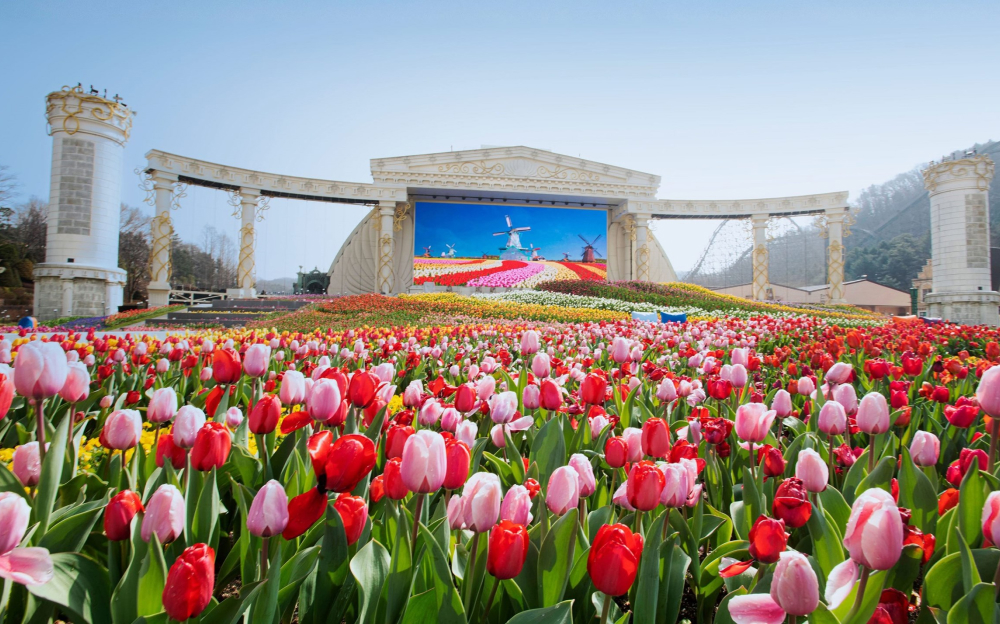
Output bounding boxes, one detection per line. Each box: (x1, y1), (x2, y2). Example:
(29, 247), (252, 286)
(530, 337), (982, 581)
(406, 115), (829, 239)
(660, 312), (688, 324)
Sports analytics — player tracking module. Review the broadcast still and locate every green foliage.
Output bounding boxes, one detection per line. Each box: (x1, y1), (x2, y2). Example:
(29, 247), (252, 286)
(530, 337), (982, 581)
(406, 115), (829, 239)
(845, 233), (931, 291)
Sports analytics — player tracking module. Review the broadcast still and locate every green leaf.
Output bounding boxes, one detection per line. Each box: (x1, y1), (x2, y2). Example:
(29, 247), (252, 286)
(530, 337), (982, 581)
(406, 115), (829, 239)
(400, 588), (439, 624)
(417, 523), (467, 624)
(0, 463), (30, 500)
(714, 587), (747, 624)
(39, 495), (108, 553)
(955, 525), (981, 594)
(27, 552), (112, 624)
(946, 583), (996, 624)
(898, 447), (938, 534)
(385, 504), (413, 624)
(251, 541), (282, 624)
(531, 417), (566, 490)
(855, 455), (896, 498)
(33, 412), (70, 539)
(658, 537), (691, 624)
(199, 581), (265, 624)
(833, 570), (887, 624)
(537, 509), (578, 607)
(957, 464), (987, 549)
(350, 540), (390, 624)
(807, 507), (846, 578)
(193, 467), (221, 548)
(506, 600), (574, 624)
(136, 534), (168, 617)
(633, 512), (664, 624)
(504, 428), (526, 485)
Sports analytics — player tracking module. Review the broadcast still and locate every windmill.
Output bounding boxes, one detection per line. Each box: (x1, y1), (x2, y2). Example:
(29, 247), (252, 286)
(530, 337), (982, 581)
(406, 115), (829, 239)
(561, 252), (571, 261)
(579, 234), (603, 263)
(422, 246), (432, 258)
(445, 244), (457, 258)
(493, 215), (531, 260)
(528, 244), (543, 261)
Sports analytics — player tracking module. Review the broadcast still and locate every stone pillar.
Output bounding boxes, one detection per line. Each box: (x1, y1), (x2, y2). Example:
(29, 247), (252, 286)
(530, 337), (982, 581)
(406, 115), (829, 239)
(376, 201), (395, 294)
(146, 171), (178, 307)
(751, 214), (770, 300)
(825, 209), (847, 304)
(229, 188), (260, 299)
(922, 155), (999, 326)
(34, 86), (130, 320)
(633, 214), (651, 281)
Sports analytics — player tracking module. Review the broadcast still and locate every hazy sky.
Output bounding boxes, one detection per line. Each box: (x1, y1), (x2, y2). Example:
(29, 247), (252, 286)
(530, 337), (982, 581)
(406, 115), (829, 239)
(1, 1), (997, 279)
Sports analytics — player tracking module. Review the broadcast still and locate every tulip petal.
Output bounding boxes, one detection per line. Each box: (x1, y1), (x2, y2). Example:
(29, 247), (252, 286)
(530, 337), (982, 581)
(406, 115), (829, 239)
(280, 410), (312, 434)
(719, 559), (753, 578)
(0, 548), (54, 586)
(282, 488), (328, 540)
(728, 594), (785, 624)
(825, 559), (859, 609)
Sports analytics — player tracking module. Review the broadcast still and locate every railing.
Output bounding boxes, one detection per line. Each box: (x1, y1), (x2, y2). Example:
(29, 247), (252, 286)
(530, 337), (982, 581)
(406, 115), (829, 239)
(169, 290), (228, 304)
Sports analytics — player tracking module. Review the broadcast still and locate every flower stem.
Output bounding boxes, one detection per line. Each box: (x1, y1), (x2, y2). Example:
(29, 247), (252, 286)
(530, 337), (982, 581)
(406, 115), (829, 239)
(868, 435), (876, 473)
(410, 493), (424, 559)
(36, 399), (46, 466)
(993, 554), (1000, 600)
(846, 566), (871, 623)
(464, 532), (481, 614)
(260, 536), (269, 580)
(481, 576), (500, 624)
(599, 592), (612, 624)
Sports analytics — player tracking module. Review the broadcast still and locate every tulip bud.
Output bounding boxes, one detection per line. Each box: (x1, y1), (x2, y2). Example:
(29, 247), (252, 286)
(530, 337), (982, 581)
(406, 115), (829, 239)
(103, 409), (143, 450)
(225, 406), (243, 429)
(162, 543), (214, 622)
(843, 488), (903, 570)
(500, 485), (533, 525)
(249, 394), (281, 435)
(58, 362), (90, 403)
(546, 465), (581, 514)
(105, 490), (144, 541)
(247, 480), (289, 538)
(770, 550), (820, 616)
(856, 392), (890, 435)
(487, 520), (530, 580)
(148, 387), (178, 424)
(279, 370), (306, 405)
(400, 430), (447, 493)
(641, 417), (670, 459)
(588, 524), (643, 596)
(243, 344), (271, 378)
(173, 406), (206, 448)
(909, 431), (940, 467)
(142, 484), (185, 543)
(14, 341), (68, 400)
(817, 400), (847, 435)
(569, 453), (596, 497)
(794, 448), (828, 493)
(12, 442), (45, 487)
(190, 422), (232, 471)
(459, 473), (502, 533)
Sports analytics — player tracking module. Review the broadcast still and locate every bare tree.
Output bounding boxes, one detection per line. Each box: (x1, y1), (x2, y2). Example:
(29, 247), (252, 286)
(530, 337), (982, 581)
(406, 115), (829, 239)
(119, 203), (152, 301)
(0, 166), (17, 209)
(13, 198), (48, 264)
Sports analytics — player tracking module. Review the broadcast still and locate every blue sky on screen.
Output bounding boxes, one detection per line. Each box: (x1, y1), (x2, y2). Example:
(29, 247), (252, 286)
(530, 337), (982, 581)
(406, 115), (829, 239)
(414, 202), (606, 262)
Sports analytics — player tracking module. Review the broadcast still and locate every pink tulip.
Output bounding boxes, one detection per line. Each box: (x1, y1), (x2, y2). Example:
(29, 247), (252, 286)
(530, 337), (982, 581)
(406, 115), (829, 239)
(148, 387), (178, 424)
(546, 465), (581, 514)
(797, 376), (816, 397)
(100, 395), (113, 409)
(247, 480), (289, 537)
(500, 485), (533, 525)
(982, 491), (1000, 546)
(440, 407), (462, 433)
(373, 362), (395, 383)
(856, 392), (890, 434)
(520, 330), (540, 356)
(727, 594), (786, 624)
(58, 362), (90, 403)
(522, 385), (540, 410)
(11, 443), (45, 487)
(459, 473), (501, 533)
(490, 416), (533, 448)
(843, 488), (903, 570)
(569, 453), (596, 496)
(771, 389), (793, 417)
(735, 403), (777, 443)
(142, 484), (185, 543)
(825, 362), (853, 385)
(825, 559), (859, 608)
(531, 353), (550, 378)
(795, 448), (828, 493)
(173, 405), (206, 449)
(833, 383), (857, 414)
(243, 344), (271, 378)
(730, 364), (748, 389)
(103, 409), (142, 450)
(657, 378), (677, 402)
(477, 376), (496, 401)
(0, 492), (52, 586)
(610, 337), (630, 364)
(14, 341), (68, 400)
(612, 482), (635, 511)
(731, 348), (749, 367)
(418, 398), (444, 426)
(199, 367), (213, 382)
(400, 430), (447, 493)
(155, 359), (169, 374)
(309, 379), (342, 424)
(976, 365), (1000, 417)
(0, 340), (10, 365)
(279, 370), (306, 405)
(660, 462), (691, 507)
(909, 431), (940, 467)
(403, 380), (424, 408)
(770, 550), (819, 616)
(0, 493), (29, 555)
(225, 407), (244, 429)
(622, 427), (643, 462)
(488, 391), (518, 424)
(818, 401), (847, 435)
(447, 495), (465, 530)
(455, 420), (478, 448)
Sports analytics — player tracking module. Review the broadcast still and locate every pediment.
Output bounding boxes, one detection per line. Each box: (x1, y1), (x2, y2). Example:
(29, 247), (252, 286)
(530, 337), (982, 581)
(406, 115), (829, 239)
(370, 146), (660, 189)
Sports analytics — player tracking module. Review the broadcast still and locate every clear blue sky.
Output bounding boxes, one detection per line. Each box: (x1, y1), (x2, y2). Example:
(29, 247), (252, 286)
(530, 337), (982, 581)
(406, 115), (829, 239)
(1, 1), (997, 278)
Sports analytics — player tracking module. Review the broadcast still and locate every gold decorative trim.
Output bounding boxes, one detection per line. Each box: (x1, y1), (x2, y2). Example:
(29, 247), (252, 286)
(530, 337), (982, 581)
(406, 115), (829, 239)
(171, 183), (187, 212)
(827, 239), (845, 302)
(377, 234), (394, 293)
(635, 243), (651, 281)
(438, 161), (505, 175)
(237, 222), (255, 289)
(435, 160), (602, 181)
(46, 85), (133, 142)
(922, 157), (995, 192)
(149, 212), (173, 284)
(256, 195), (271, 222)
(227, 189), (242, 219)
(136, 168), (155, 206)
(393, 202), (411, 232)
(535, 165), (601, 181)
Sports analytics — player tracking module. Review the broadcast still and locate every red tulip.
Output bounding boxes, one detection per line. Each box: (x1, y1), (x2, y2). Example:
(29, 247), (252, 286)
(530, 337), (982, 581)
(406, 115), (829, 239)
(486, 520), (529, 580)
(641, 418), (670, 459)
(156, 433), (186, 470)
(930, 385), (950, 403)
(105, 490), (144, 541)
(540, 379), (562, 411)
(383, 457), (409, 500)
(748, 515), (788, 563)
(370, 476), (385, 503)
(758, 444), (786, 478)
(212, 348), (241, 384)
(772, 478), (812, 528)
(626, 461), (665, 511)
(348, 371), (379, 408)
(307, 430), (333, 474)
(190, 422), (231, 471)
(323, 434), (377, 494)
(946, 448), (988, 487)
(333, 494), (367, 545)
(249, 394), (282, 435)
(605, 436), (628, 468)
(944, 403), (979, 428)
(385, 424), (414, 460)
(454, 384), (477, 413)
(162, 543), (215, 622)
(707, 378), (733, 400)
(587, 524), (643, 596)
(443, 438), (471, 490)
(938, 488), (960, 515)
(580, 373), (607, 405)
(282, 488), (328, 540)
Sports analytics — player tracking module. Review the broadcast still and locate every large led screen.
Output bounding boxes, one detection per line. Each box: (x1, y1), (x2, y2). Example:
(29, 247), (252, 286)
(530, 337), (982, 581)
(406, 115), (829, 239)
(413, 202), (607, 287)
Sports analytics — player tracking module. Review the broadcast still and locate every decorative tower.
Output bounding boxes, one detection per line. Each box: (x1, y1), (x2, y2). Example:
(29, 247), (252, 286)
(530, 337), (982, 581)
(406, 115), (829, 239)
(922, 154), (998, 326)
(34, 86), (131, 320)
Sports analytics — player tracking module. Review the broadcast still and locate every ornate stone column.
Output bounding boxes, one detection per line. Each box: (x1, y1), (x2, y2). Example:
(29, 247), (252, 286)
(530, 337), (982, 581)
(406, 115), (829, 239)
(232, 187), (260, 298)
(146, 171), (178, 307)
(825, 209), (847, 304)
(377, 201), (396, 294)
(751, 214), (770, 300)
(922, 155), (998, 325)
(633, 214), (652, 282)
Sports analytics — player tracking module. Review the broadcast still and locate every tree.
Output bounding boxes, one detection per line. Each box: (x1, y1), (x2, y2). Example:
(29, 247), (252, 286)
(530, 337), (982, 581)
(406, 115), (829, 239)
(845, 233), (931, 291)
(119, 203), (152, 302)
(13, 198), (48, 264)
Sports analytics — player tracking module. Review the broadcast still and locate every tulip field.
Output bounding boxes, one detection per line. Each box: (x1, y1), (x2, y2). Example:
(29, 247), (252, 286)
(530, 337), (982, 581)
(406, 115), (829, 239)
(413, 258), (607, 287)
(3, 296), (1000, 624)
